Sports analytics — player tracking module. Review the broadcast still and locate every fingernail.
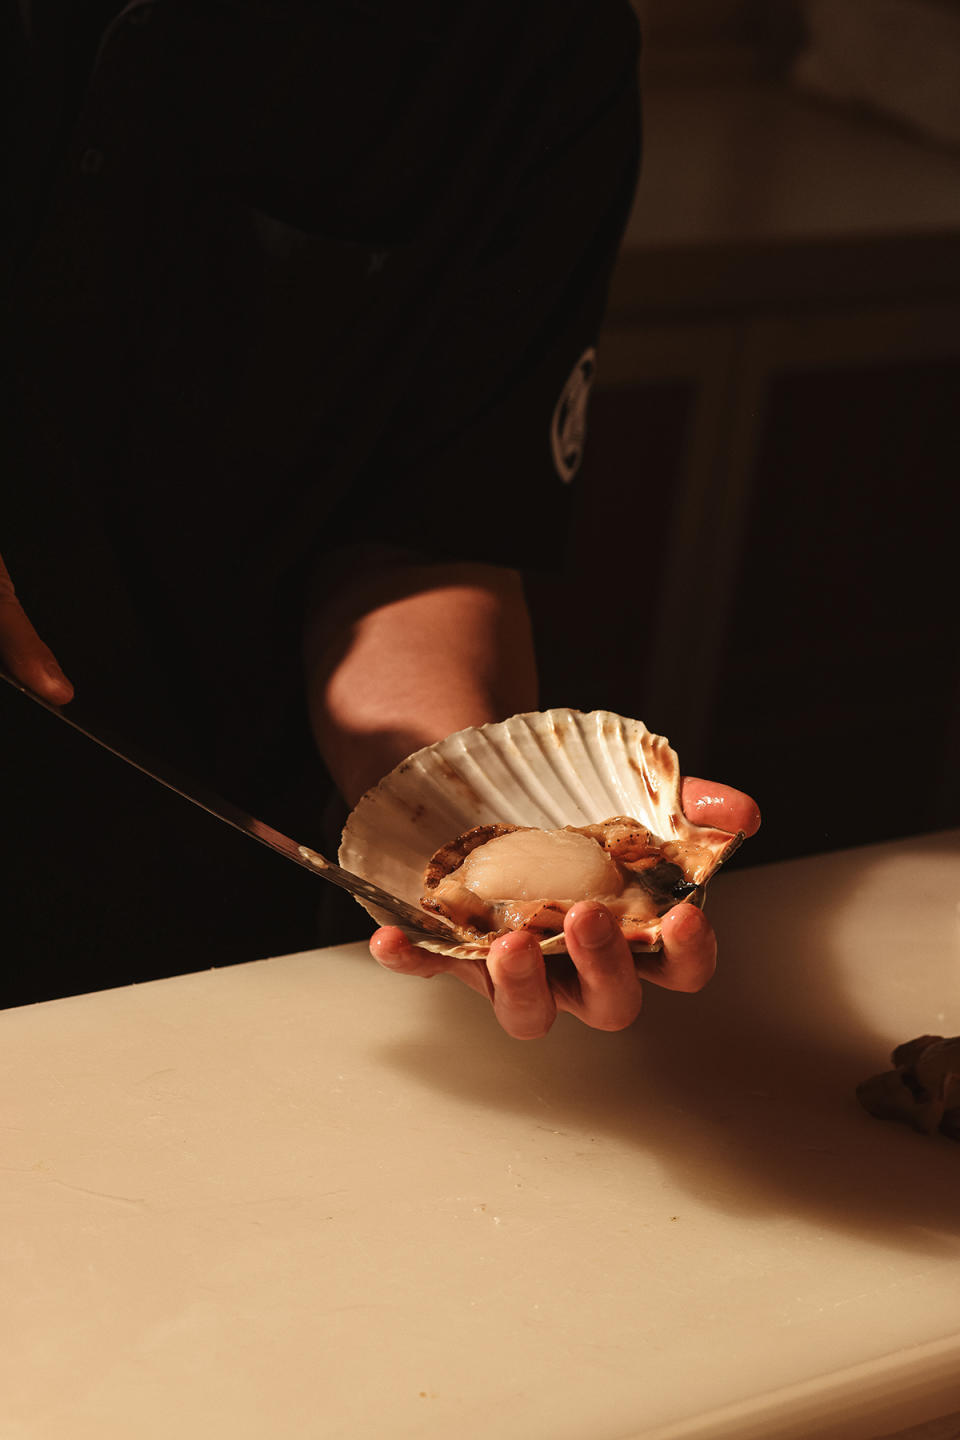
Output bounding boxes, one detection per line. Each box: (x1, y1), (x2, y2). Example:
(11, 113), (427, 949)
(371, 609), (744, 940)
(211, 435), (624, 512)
(372, 930), (406, 965)
(574, 906), (614, 948)
(44, 660), (70, 688)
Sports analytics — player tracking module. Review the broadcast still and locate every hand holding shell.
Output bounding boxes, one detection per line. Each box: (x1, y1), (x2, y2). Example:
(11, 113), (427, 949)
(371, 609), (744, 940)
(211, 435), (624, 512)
(340, 709), (754, 960)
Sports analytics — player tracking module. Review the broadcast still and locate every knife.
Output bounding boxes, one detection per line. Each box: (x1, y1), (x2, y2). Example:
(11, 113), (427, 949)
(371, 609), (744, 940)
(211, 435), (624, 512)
(0, 667), (452, 942)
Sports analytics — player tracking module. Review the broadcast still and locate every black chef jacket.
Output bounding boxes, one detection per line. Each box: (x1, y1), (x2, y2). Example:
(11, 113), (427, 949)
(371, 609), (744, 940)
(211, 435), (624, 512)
(2, 0), (640, 997)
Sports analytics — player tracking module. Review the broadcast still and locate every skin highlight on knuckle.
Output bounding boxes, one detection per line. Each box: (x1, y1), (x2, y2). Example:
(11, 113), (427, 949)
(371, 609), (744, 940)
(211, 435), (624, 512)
(574, 948), (626, 984)
(491, 971), (546, 1009)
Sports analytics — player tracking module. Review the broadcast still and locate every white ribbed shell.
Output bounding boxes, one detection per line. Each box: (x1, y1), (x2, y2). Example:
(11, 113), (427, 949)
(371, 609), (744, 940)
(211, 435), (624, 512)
(339, 709), (741, 958)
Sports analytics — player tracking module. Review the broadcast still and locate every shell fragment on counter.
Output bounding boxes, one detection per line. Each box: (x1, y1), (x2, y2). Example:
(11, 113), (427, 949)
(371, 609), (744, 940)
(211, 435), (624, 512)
(339, 709), (745, 959)
(856, 1036), (960, 1140)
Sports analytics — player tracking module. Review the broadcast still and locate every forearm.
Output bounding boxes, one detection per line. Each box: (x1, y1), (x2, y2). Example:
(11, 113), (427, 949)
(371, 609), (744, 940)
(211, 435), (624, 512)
(303, 545), (539, 807)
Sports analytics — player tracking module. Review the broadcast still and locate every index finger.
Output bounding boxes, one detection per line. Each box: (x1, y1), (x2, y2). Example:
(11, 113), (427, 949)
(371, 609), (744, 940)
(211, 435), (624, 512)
(0, 554), (74, 704)
(369, 925), (494, 1002)
(681, 777), (760, 837)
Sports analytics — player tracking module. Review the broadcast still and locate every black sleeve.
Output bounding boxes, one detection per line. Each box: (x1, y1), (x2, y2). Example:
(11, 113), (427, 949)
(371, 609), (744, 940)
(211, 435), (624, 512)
(328, 12), (641, 572)
(4, 0), (640, 791)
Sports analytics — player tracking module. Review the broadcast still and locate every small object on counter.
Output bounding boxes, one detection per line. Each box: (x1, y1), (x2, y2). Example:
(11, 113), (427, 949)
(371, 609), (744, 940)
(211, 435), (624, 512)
(339, 709), (747, 960)
(857, 1036), (960, 1141)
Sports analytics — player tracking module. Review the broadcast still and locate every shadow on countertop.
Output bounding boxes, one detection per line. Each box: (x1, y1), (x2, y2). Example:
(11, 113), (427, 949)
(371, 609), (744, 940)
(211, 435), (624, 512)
(377, 831), (960, 1256)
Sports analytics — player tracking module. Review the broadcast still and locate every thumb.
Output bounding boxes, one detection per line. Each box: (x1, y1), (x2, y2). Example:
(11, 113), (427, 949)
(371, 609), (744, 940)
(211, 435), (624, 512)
(0, 554), (74, 704)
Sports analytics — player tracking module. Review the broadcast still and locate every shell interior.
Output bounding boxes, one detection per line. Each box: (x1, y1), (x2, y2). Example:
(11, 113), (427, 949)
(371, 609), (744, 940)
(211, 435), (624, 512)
(339, 709), (742, 959)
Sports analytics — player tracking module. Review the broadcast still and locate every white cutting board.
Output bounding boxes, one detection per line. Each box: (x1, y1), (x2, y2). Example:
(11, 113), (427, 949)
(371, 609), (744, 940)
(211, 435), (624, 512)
(2, 831), (959, 1440)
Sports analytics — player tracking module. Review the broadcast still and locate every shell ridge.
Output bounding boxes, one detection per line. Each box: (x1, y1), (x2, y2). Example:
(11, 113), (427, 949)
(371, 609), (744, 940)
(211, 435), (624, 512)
(521, 711), (601, 823)
(507, 715), (568, 822)
(648, 733), (687, 838)
(469, 736), (554, 826)
(434, 734), (531, 830)
(569, 711), (628, 819)
(412, 751), (480, 836)
(479, 719), (568, 827)
(593, 711), (645, 821)
(435, 724), (558, 829)
(565, 710), (639, 819)
(340, 750), (473, 899)
(639, 728), (668, 833)
(622, 713), (662, 826)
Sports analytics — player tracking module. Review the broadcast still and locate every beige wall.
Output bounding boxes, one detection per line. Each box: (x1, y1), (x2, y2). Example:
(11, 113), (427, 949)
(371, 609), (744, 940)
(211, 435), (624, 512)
(630, 1), (804, 77)
(631, 0), (751, 43)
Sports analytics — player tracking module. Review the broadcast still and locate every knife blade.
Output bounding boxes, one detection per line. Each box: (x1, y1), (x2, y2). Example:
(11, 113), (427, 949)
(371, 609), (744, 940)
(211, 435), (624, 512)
(0, 667), (452, 942)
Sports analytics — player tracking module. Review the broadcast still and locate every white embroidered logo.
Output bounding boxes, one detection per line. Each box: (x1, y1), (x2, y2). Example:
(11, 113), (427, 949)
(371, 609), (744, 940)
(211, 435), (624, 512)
(551, 346), (596, 483)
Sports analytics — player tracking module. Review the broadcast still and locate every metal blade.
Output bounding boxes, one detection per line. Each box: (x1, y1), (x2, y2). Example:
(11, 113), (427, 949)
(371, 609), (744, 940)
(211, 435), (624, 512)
(0, 668), (452, 941)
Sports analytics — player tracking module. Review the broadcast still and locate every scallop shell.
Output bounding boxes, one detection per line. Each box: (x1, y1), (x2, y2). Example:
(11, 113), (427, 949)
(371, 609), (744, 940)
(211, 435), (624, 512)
(339, 708), (743, 959)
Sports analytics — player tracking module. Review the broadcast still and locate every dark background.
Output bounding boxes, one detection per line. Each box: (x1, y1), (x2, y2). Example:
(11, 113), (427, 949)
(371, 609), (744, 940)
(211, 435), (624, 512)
(531, 0), (960, 870)
(4, 0), (958, 1006)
